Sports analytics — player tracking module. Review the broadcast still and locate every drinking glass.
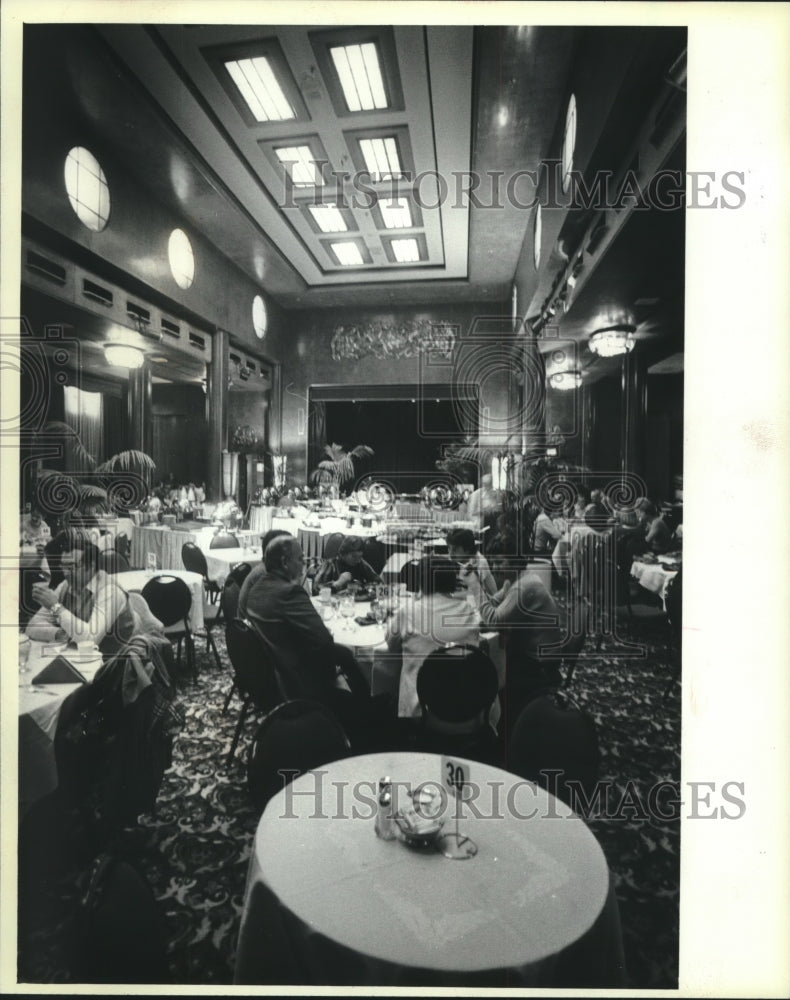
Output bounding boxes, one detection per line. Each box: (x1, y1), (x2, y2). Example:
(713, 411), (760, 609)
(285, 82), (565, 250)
(371, 600), (387, 627)
(18, 635), (31, 674)
(339, 594), (355, 633)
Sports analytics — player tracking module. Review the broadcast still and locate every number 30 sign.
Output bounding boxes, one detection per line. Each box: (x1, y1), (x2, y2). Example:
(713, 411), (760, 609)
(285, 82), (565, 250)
(442, 756), (471, 801)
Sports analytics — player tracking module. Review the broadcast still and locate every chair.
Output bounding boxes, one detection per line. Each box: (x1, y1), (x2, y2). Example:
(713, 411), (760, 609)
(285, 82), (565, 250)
(322, 532), (345, 560)
(210, 532), (239, 549)
(362, 537), (387, 575)
(225, 618), (288, 764)
(99, 549), (130, 575)
(181, 541), (220, 604)
(76, 854), (169, 984)
(219, 563), (253, 712)
(508, 691), (600, 810)
(399, 558), (421, 593)
(140, 575), (195, 682)
(415, 645), (500, 763)
(247, 699), (351, 812)
(663, 569), (682, 700)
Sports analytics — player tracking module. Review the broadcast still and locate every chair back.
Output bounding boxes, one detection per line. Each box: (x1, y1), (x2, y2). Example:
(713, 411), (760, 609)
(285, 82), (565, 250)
(417, 645), (499, 729)
(140, 576), (192, 628)
(322, 532), (345, 560)
(76, 853), (169, 984)
(99, 549), (130, 575)
(508, 692), (599, 808)
(220, 562), (253, 621)
(226, 618), (286, 713)
(253, 627), (305, 700)
(399, 558), (421, 593)
(362, 537), (387, 574)
(210, 532), (239, 549)
(181, 541), (209, 578)
(247, 699), (350, 812)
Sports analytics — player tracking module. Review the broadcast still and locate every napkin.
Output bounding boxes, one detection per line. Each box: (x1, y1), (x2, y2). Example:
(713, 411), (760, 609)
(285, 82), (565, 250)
(31, 655), (88, 685)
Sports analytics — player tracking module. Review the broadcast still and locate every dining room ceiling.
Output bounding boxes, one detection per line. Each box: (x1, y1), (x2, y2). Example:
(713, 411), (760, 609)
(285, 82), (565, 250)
(23, 22), (686, 357)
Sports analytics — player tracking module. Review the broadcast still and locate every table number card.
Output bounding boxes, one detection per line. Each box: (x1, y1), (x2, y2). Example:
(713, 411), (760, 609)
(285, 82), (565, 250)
(439, 756), (478, 859)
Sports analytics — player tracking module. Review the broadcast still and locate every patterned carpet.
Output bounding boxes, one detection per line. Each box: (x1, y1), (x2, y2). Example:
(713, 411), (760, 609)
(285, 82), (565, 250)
(17, 596), (680, 989)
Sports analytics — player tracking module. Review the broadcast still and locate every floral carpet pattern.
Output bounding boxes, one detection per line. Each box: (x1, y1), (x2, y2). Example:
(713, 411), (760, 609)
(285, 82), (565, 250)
(18, 599), (680, 989)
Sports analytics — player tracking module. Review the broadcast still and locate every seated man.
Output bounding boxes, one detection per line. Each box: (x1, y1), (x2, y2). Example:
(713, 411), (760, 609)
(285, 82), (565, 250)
(463, 559), (565, 720)
(466, 473), (504, 531)
(26, 530), (161, 659)
(445, 527), (497, 597)
(386, 555), (479, 718)
(636, 499), (673, 554)
(244, 536), (379, 744)
(312, 535), (381, 595)
(237, 528), (293, 619)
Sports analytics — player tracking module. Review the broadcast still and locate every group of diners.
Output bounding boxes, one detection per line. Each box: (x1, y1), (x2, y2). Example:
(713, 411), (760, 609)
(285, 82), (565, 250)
(231, 526), (566, 751)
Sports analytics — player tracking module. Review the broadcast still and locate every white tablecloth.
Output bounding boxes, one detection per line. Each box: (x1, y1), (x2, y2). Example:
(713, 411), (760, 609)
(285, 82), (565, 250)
(631, 559), (679, 605)
(131, 525), (259, 571)
(18, 640), (95, 816)
(116, 569), (205, 631)
(235, 751), (624, 986)
(204, 547), (262, 588)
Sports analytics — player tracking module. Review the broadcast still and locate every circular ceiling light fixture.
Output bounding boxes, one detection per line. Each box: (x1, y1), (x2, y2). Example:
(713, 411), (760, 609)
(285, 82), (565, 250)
(588, 323), (636, 357)
(168, 228), (195, 289)
(252, 294), (267, 339)
(548, 370), (583, 391)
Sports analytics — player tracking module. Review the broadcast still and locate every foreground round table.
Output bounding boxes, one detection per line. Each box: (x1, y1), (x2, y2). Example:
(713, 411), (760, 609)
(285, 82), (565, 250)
(235, 751), (624, 987)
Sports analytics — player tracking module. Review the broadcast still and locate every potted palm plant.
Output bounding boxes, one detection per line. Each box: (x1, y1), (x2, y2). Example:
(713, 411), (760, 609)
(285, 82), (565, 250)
(31, 421), (156, 526)
(309, 442), (374, 494)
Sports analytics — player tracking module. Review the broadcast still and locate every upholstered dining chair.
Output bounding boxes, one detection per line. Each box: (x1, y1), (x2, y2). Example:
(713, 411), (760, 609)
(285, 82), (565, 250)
(209, 532), (239, 550)
(181, 541), (220, 604)
(140, 575), (195, 682)
(246, 699), (350, 812)
(415, 645), (500, 764)
(225, 618), (287, 765)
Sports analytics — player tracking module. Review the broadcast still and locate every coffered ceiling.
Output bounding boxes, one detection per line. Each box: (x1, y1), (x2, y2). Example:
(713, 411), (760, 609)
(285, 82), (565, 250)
(21, 22), (686, 375)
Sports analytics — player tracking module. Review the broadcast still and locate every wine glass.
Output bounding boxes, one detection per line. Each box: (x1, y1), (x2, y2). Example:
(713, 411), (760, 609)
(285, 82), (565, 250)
(339, 594), (355, 633)
(371, 600), (387, 627)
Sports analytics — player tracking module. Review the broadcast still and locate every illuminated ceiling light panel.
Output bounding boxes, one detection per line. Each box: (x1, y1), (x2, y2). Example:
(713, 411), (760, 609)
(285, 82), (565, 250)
(379, 198), (412, 229)
(275, 146), (323, 186)
(391, 238), (420, 263)
(359, 137), (402, 180)
(309, 204), (348, 233)
(225, 57), (295, 121)
(331, 242), (364, 266)
(330, 43), (387, 111)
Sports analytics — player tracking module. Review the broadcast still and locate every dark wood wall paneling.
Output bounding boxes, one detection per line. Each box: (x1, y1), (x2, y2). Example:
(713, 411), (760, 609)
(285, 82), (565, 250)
(151, 384), (207, 486)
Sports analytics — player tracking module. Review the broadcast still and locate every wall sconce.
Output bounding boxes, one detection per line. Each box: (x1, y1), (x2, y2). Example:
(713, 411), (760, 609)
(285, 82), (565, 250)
(588, 324), (636, 357)
(548, 370), (583, 390)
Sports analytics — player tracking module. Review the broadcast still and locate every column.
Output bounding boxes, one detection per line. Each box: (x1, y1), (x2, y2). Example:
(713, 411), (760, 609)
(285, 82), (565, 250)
(127, 359), (152, 461)
(206, 328), (229, 502)
(621, 349), (647, 479)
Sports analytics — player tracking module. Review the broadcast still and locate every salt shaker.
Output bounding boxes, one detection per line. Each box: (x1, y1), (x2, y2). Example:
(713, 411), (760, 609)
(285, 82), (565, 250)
(374, 776), (397, 841)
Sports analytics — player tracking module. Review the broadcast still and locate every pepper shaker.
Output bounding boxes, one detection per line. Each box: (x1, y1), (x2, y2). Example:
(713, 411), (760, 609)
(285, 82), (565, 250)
(374, 775), (397, 841)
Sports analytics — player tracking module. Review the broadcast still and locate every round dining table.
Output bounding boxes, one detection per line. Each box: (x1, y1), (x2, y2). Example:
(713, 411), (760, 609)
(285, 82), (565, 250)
(234, 750), (624, 987)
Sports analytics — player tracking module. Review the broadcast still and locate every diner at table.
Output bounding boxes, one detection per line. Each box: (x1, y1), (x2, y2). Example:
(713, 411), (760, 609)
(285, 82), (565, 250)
(10, 18), (706, 987)
(385, 556), (480, 719)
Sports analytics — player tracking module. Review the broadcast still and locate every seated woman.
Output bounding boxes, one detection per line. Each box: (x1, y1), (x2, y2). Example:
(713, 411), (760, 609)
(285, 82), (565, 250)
(445, 527), (497, 596)
(313, 535), (381, 595)
(386, 555), (479, 718)
(26, 530), (161, 659)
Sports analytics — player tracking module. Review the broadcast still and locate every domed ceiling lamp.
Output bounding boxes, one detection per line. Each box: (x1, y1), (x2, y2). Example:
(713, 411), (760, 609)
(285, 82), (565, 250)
(588, 323), (636, 358)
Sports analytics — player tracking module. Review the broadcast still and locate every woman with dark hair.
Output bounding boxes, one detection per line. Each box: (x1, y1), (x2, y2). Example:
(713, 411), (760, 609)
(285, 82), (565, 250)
(26, 529), (158, 658)
(312, 535), (381, 595)
(386, 555), (479, 718)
